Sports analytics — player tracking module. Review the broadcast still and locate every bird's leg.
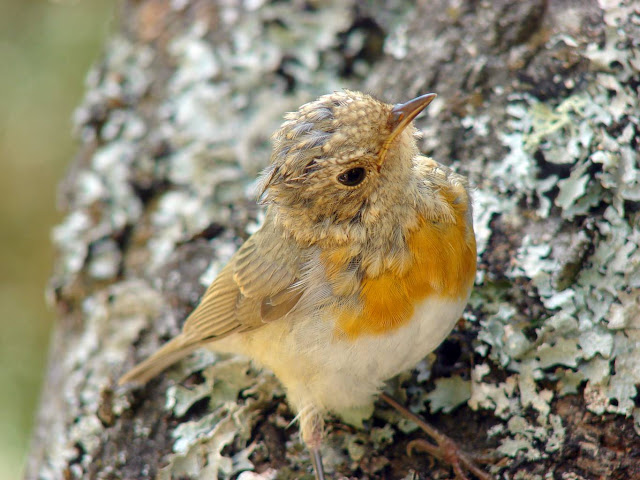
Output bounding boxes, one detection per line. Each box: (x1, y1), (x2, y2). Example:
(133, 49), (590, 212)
(380, 392), (493, 480)
(310, 447), (326, 480)
(299, 406), (326, 480)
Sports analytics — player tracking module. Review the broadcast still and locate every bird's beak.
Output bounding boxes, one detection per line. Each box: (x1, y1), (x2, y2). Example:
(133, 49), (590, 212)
(377, 93), (437, 169)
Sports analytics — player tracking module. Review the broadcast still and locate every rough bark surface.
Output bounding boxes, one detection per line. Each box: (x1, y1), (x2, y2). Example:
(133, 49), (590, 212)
(27, 0), (640, 479)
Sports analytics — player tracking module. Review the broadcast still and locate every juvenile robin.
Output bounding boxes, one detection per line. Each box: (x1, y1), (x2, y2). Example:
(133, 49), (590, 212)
(120, 90), (488, 479)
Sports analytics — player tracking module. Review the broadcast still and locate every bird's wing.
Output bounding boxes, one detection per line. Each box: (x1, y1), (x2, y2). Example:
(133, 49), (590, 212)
(119, 220), (305, 385)
(181, 222), (304, 343)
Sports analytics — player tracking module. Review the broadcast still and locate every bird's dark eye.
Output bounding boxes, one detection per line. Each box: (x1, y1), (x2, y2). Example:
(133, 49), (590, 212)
(337, 167), (366, 186)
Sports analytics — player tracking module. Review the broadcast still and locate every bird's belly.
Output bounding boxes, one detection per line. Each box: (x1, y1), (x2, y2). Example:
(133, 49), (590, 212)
(222, 294), (469, 415)
(314, 295), (467, 410)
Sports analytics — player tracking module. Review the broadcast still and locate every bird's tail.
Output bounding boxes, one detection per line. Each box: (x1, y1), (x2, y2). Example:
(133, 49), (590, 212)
(118, 335), (199, 386)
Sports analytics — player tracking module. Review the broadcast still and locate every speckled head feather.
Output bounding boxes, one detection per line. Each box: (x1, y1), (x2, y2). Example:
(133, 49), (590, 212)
(258, 90), (420, 229)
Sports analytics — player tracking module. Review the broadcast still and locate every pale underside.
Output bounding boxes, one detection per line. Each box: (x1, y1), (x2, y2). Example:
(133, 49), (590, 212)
(120, 155), (475, 430)
(212, 294), (470, 416)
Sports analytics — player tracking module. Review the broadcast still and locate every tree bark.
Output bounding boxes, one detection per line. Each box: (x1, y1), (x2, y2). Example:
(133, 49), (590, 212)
(27, 0), (640, 479)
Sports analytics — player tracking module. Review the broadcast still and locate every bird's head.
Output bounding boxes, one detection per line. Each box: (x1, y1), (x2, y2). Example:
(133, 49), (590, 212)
(259, 90), (436, 243)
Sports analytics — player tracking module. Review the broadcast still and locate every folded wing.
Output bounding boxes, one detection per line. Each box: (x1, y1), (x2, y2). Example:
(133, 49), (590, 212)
(119, 220), (304, 385)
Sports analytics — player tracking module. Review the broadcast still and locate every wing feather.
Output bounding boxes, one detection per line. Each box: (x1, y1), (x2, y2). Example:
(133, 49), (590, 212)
(182, 220), (304, 343)
(120, 217), (307, 385)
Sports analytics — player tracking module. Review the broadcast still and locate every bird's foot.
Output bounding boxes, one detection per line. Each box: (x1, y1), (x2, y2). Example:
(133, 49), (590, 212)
(380, 392), (494, 480)
(407, 438), (492, 480)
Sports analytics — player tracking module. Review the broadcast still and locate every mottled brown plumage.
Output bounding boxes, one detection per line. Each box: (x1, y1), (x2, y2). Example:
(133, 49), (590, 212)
(120, 90), (488, 479)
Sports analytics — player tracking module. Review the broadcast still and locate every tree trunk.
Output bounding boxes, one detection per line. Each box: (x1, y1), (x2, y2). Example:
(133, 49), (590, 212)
(27, 0), (640, 478)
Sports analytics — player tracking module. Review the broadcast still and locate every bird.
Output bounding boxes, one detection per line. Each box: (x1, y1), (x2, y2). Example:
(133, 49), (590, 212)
(120, 90), (488, 479)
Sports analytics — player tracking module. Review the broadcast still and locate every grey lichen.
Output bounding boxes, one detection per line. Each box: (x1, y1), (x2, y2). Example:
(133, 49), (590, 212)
(458, 0), (640, 467)
(45, 1), (419, 478)
(39, 0), (640, 478)
(425, 376), (472, 414)
(37, 281), (164, 480)
(160, 356), (280, 479)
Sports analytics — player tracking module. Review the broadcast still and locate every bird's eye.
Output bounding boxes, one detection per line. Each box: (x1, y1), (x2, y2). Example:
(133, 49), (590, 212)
(337, 167), (366, 187)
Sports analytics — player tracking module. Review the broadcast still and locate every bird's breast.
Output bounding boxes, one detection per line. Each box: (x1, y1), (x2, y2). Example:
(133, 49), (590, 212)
(326, 213), (477, 340)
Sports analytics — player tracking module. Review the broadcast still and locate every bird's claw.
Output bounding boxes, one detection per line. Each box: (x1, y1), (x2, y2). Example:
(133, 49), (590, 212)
(408, 438), (492, 480)
(381, 393), (494, 480)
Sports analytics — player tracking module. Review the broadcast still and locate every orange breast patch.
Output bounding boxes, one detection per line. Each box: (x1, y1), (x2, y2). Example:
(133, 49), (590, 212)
(332, 209), (476, 340)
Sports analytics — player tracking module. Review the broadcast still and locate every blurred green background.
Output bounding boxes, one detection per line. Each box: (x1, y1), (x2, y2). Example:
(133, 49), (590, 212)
(0, 0), (112, 477)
